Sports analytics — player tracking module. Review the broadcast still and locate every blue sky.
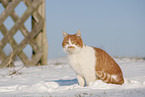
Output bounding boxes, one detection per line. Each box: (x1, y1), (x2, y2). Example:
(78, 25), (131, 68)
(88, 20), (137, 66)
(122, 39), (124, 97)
(0, 0), (145, 59)
(46, 0), (145, 58)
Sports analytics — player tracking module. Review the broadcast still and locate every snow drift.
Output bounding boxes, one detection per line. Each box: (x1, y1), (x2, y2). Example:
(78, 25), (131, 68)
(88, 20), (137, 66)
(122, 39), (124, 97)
(0, 57), (145, 97)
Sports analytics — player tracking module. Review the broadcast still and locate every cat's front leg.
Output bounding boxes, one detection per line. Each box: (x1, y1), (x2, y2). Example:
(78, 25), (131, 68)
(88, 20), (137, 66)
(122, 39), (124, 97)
(77, 74), (85, 87)
(85, 74), (97, 86)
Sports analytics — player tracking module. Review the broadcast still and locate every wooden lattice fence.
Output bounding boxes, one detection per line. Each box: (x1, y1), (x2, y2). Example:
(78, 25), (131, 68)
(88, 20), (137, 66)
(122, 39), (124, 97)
(0, 0), (48, 68)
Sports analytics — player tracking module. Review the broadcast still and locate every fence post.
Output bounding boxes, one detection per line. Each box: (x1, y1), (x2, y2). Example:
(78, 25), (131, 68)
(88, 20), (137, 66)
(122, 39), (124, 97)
(40, 0), (48, 65)
(32, 0), (48, 65)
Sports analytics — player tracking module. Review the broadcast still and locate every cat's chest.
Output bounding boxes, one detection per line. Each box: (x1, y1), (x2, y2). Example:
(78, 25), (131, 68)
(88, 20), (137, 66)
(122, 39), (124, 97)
(68, 46), (96, 75)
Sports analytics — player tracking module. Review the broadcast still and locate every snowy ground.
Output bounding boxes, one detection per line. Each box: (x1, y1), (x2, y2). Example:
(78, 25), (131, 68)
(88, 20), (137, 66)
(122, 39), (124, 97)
(0, 57), (145, 97)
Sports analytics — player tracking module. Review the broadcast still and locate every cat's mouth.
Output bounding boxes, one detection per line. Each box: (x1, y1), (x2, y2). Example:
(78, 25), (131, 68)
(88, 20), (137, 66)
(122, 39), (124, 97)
(64, 46), (82, 54)
(63, 46), (77, 54)
(66, 46), (75, 52)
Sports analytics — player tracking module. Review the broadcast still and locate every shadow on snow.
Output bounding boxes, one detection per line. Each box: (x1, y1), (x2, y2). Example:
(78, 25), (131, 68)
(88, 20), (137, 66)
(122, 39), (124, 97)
(54, 78), (78, 86)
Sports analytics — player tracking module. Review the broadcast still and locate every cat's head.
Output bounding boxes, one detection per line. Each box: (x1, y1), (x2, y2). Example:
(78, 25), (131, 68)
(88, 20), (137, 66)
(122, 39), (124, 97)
(62, 30), (84, 54)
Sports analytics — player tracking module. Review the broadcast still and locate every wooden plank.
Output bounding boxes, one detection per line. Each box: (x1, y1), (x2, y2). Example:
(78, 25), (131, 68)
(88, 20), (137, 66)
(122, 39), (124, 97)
(0, 20), (43, 68)
(0, 48), (6, 61)
(0, 25), (9, 61)
(23, 0), (31, 7)
(0, 25), (8, 62)
(0, 24), (9, 48)
(39, 0), (48, 65)
(29, 48), (42, 66)
(31, 0), (42, 65)
(25, 0), (42, 23)
(0, 0), (42, 49)
(0, 0), (21, 26)
(0, 24), (14, 67)
(0, 0), (13, 2)
(32, 0), (48, 65)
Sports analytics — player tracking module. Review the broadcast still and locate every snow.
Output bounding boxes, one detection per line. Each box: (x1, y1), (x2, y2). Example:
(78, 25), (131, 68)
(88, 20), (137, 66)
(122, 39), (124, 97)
(0, 57), (145, 97)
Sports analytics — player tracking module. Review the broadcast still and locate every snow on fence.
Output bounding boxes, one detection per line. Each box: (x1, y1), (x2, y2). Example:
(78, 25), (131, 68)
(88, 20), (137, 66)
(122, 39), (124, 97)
(0, 0), (48, 68)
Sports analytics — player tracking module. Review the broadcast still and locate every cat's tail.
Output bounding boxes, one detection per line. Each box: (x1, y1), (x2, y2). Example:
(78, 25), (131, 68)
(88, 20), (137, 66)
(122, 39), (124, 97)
(96, 71), (124, 85)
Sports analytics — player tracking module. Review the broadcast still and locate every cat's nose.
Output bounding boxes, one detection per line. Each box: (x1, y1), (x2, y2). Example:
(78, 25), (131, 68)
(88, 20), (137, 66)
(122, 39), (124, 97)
(67, 46), (75, 50)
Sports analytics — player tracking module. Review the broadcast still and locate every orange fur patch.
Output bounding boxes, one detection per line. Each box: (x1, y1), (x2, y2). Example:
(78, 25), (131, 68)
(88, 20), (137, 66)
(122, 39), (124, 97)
(94, 48), (124, 85)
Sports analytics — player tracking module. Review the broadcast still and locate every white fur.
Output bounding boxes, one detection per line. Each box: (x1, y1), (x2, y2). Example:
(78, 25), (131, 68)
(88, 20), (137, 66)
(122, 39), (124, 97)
(66, 45), (97, 86)
(111, 75), (117, 80)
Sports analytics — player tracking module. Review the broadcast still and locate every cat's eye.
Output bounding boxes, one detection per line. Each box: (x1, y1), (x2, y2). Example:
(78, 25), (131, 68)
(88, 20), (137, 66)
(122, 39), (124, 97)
(72, 41), (75, 44)
(64, 42), (69, 44)
(72, 41), (77, 44)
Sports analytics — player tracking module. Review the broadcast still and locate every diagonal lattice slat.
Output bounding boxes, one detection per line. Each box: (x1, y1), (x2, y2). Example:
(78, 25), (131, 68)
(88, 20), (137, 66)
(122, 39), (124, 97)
(0, 0), (48, 68)
(0, 0), (21, 26)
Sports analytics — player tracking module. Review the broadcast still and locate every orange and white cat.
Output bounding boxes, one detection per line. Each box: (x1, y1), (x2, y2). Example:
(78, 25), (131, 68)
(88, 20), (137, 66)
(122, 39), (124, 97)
(62, 30), (124, 86)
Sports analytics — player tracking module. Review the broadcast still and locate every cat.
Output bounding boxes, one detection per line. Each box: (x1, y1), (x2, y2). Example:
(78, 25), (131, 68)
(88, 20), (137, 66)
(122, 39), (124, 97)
(62, 30), (124, 86)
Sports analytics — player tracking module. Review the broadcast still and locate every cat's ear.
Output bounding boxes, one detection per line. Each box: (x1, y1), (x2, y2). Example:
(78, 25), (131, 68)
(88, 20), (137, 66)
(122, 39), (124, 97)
(63, 31), (68, 37)
(76, 30), (81, 37)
